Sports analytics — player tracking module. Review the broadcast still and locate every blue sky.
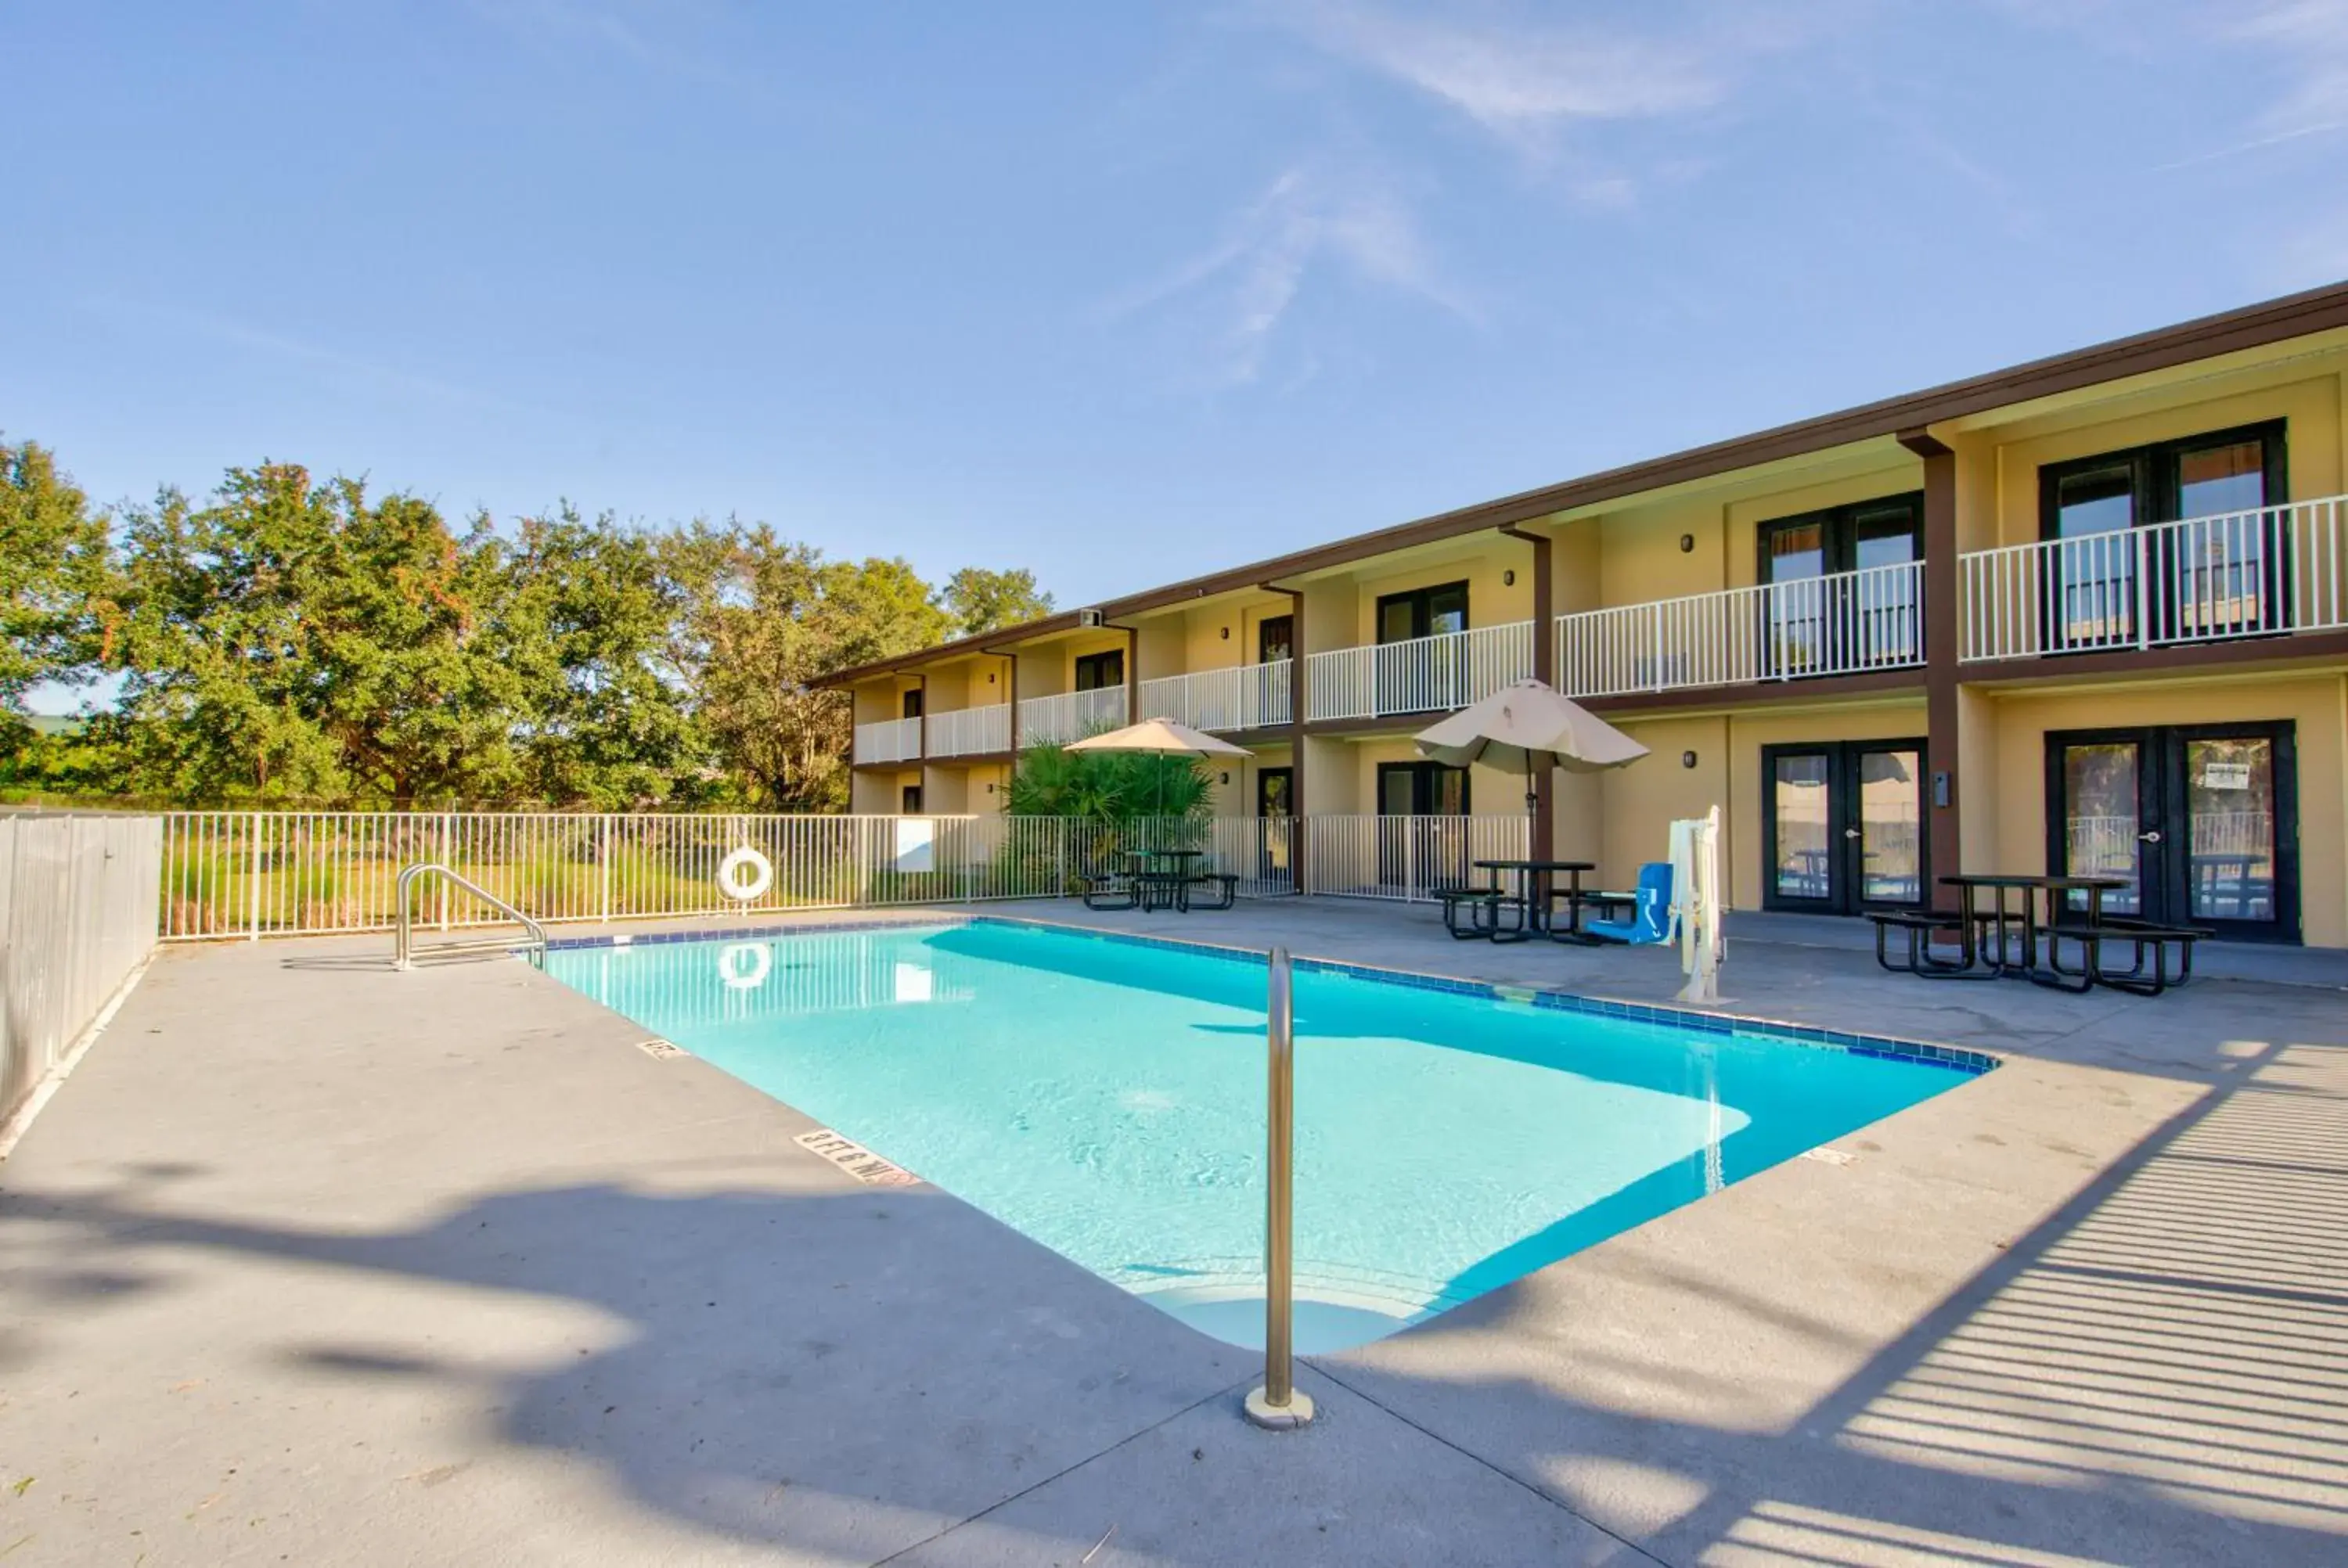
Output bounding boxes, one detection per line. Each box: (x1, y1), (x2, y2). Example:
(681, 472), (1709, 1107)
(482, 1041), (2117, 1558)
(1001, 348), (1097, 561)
(9, 2), (2348, 711)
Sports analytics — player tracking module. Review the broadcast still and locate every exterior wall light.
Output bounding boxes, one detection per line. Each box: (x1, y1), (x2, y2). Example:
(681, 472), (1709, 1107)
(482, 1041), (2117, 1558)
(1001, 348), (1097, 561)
(1682, 750), (1698, 768)
(1680, 534), (1696, 553)
(1221, 626), (1230, 639)
(1504, 569), (1516, 586)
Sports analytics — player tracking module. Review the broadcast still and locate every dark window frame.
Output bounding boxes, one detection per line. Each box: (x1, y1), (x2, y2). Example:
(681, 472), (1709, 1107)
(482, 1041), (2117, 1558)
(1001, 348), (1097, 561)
(1374, 760), (1471, 815)
(1755, 492), (1924, 583)
(2040, 720), (2300, 943)
(1374, 580), (1470, 644)
(2037, 419), (2289, 539)
(1073, 649), (1125, 691)
(1257, 614), (1295, 665)
(1758, 738), (1930, 915)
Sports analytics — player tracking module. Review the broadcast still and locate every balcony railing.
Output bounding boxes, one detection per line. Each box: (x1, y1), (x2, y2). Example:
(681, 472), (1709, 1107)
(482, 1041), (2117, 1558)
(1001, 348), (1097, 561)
(1960, 494), (2347, 664)
(1305, 622), (1532, 722)
(1556, 561), (1925, 699)
(1137, 660), (1294, 732)
(927, 703), (1012, 758)
(852, 716), (922, 765)
(1017, 685), (1128, 746)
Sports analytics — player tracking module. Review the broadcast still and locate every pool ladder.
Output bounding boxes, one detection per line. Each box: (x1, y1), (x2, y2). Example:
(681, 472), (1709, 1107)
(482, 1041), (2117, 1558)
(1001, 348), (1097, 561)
(391, 863), (549, 970)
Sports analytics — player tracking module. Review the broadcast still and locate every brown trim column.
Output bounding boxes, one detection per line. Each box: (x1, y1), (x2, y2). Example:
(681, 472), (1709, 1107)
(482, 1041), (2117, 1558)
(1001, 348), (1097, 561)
(1500, 524), (1555, 861)
(1003, 652), (1019, 753)
(1264, 581), (1308, 894)
(1122, 624), (1139, 725)
(1900, 426), (1961, 911)
(913, 673), (928, 762)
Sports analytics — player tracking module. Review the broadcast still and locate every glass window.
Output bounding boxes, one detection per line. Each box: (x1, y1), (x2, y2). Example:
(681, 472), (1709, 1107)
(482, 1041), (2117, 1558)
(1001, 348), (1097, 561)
(1757, 495), (1920, 581)
(2060, 742), (2142, 915)
(1375, 581), (1471, 643)
(1770, 753), (1831, 900)
(2175, 439), (2268, 520)
(2041, 422), (2283, 538)
(2185, 737), (2275, 922)
(1764, 521), (1826, 581)
(1074, 650), (1123, 691)
(1850, 506), (1919, 570)
(2053, 462), (2136, 538)
(1257, 614), (1293, 664)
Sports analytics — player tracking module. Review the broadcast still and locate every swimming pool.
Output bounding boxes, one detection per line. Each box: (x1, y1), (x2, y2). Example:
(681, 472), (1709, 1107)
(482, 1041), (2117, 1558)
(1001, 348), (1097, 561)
(542, 919), (1987, 1351)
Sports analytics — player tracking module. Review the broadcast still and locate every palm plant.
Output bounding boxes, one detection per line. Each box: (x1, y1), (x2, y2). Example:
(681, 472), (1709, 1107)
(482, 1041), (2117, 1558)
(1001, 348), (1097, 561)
(1003, 740), (1210, 825)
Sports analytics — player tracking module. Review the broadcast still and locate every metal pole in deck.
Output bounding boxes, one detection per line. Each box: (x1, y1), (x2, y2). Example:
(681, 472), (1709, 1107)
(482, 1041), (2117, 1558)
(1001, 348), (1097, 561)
(1245, 945), (1315, 1429)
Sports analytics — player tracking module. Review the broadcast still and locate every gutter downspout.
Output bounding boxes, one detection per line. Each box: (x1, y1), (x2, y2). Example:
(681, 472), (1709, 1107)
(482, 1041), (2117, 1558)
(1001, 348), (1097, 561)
(1497, 524), (1555, 863)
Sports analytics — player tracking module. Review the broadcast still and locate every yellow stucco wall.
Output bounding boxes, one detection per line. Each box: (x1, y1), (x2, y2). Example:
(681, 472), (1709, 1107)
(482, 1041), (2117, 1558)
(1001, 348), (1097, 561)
(1981, 673), (2348, 948)
(1346, 549), (1531, 644)
(1983, 372), (2345, 548)
(1597, 702), (1930, 907)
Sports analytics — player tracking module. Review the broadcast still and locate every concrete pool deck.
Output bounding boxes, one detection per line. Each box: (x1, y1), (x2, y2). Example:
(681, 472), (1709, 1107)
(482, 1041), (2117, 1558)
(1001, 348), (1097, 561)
(1, 901), (2343, 1565)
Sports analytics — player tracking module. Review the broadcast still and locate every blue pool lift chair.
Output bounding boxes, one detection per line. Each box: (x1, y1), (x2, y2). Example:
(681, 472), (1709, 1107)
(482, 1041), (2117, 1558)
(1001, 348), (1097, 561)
(1584, 862), (1673, 946)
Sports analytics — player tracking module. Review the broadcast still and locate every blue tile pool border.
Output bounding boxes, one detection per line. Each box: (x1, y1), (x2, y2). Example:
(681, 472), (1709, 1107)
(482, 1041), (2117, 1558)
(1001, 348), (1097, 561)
(541, 912), (1997, 1079)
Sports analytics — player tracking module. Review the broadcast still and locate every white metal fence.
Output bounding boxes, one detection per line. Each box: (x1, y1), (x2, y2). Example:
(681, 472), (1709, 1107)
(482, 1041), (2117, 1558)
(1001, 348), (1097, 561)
(1960, 494), (2348, 663)
(1304, 815), (1530, 902)
(1136, 660), (1294, 732)
(157, 811), (1301, 940)
(1557, 561), (1925, 699)
(2, 815), (162, 1126)
(852, 716), (923, 765)
(1017, 687), (1129, 746)
(927, 703), (1013, 757)
(1305, 622), (1533, 722)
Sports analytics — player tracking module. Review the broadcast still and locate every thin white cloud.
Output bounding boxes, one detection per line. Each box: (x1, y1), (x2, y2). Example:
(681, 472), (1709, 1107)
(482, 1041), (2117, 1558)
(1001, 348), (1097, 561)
(2232, 0), (2348, 131)
(1280, 1), (1723, 136)
(1259, 0), (1828, 167)
(85, 297), (546, 419)
(1097, 165), (1471, 390)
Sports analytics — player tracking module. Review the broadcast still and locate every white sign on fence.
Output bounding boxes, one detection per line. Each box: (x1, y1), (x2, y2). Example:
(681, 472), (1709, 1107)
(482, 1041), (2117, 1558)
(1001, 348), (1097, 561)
(892, 818), (935, 872)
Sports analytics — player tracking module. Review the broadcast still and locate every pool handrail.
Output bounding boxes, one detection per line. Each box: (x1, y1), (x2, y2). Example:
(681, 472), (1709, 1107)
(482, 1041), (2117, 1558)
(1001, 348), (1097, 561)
(392, 862), (549, 970)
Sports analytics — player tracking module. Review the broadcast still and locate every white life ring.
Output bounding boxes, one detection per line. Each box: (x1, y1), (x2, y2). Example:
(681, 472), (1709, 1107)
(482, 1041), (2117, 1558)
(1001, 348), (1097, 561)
(718, 941), (772, 991)
(716, 846), (773, 902)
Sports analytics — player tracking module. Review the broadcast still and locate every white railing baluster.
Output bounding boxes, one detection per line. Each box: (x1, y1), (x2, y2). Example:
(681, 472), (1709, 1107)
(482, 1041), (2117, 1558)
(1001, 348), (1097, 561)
(1958, 491), (2347, 663)
(1302, 622), (1533, 722)
(1553, 561), (1925, 699)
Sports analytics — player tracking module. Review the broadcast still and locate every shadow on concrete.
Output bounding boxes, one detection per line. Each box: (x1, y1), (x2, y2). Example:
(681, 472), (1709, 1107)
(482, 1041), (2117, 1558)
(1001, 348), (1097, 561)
(1317, 1034), (2348, 1566)
(0, 1174), (1248, 1563)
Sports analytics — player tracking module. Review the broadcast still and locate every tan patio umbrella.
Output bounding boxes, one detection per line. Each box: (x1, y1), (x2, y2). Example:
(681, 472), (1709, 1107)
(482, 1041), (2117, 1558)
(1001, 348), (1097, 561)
(1413, 678), (1650, 833)
(1065, 716), (1249, 815)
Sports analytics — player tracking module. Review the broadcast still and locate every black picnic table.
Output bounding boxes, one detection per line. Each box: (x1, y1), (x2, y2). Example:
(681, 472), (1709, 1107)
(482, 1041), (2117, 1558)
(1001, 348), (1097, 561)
(1122, 848), (1208, 912)
(1471, 858), (1601, 944)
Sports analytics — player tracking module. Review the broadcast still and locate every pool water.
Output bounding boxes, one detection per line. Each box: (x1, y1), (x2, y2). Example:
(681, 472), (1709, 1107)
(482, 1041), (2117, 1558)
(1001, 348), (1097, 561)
(542, 919), (1981, 1351)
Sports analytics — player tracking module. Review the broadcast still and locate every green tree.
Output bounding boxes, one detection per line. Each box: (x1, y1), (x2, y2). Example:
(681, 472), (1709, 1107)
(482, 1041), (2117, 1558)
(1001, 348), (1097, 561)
(0, 437), (115, 737)
(110, 464), (521, 804)
(669, 527), (955, 811)
(494, 507), (705, 807)
(942, 566), (1053, 637)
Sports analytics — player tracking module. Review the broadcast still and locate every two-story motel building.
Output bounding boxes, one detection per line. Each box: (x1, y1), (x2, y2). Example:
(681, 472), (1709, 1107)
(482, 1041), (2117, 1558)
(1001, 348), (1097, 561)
(821, 281), (2348, 948)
